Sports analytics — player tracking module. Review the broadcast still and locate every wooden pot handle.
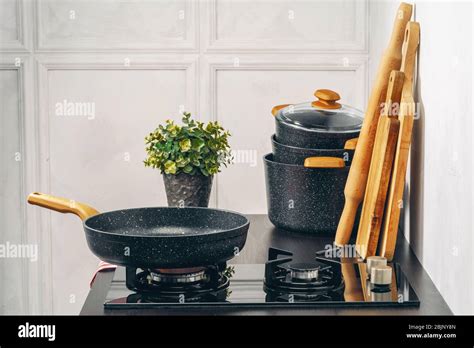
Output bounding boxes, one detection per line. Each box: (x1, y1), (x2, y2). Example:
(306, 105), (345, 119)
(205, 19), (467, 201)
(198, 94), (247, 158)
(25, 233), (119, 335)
(271, 104), (291, 117)
(344, 138), (359, 150)
(304, 157), (345, 168)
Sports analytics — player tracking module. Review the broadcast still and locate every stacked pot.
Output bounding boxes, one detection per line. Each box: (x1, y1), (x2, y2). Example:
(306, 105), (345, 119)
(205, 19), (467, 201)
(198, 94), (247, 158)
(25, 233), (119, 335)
(264, 89), (363, 234)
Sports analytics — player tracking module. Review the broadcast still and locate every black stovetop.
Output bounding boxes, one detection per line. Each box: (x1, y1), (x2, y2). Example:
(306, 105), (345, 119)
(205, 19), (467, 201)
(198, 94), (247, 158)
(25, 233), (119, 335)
(103, 248), (419, 310)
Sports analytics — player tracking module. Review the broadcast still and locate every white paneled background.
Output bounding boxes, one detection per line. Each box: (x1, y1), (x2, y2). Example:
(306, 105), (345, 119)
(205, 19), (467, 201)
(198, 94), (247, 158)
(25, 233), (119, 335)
(0, 0), (471, 315)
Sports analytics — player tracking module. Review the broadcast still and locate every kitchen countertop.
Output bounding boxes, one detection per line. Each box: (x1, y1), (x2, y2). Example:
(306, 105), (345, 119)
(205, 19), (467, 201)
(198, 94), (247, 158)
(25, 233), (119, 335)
(81, 215), (452, 315)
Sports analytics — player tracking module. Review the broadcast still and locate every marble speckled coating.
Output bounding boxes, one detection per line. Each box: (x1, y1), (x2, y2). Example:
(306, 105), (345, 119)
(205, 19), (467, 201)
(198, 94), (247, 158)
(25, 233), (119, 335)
(82, 207), (249, 268)
(264, 153), (360, 235)
(275, 119), (360, 149)
(271, 134), (354, 165)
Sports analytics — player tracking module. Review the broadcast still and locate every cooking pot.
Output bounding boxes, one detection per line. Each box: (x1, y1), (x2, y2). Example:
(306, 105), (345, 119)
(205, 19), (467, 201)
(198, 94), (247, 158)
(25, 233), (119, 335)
(263, 154), (360, 234)
(272, 89), (363, 149)
(271, 134), (358, 166)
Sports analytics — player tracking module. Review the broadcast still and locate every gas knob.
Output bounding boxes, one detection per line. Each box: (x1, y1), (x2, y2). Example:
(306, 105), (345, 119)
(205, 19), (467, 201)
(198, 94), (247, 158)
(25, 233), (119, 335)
(366, 256), (387, 279)
(370, 265), (392, 286)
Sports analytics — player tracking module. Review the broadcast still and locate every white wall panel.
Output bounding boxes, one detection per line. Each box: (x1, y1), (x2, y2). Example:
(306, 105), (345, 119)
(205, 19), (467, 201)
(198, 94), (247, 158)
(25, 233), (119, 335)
(36, 0), (197, 51)
(204, 0), (368, 52)
(0, 0), (29, 51)
(0, 68), (26, 314)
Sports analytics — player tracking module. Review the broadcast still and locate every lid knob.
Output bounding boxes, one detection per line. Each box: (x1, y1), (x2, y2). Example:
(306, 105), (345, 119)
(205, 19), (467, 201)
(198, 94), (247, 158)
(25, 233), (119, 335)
(312, 89), (342, 110)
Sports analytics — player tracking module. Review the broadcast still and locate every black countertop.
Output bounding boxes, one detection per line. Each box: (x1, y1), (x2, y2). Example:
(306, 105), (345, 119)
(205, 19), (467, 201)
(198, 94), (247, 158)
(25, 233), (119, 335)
(81, 215), (452, 315)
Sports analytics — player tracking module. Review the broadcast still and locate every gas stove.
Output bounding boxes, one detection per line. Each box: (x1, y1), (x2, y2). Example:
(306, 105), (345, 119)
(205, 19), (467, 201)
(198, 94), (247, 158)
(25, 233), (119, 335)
(104, 247), (419, 309)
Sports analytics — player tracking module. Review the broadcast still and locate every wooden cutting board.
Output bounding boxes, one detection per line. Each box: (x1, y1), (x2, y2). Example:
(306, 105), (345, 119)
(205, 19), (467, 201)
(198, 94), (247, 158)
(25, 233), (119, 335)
(355, 71), (404, 259)
(334, 3), (412, 246)
(379, 22), (420, 260)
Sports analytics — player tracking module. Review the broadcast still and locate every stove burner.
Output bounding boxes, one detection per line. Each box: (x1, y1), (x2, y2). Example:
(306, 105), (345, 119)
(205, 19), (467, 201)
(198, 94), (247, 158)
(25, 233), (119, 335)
(264, 247), (344, 301)
(289, 262), (320, 281)
(150, 269), (206, 284)
(124, 264), (230, 303)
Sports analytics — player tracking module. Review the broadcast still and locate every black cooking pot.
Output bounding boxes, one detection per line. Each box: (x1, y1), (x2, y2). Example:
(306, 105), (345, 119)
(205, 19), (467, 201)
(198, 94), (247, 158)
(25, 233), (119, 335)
(271, 134), (357, 166)
(264, 153), (359, 234)
(272, 89), (363, 149)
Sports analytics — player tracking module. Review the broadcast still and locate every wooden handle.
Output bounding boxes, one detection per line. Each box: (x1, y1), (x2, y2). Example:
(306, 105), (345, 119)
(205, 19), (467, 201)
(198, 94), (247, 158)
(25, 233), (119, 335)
(379, 97), (415, 260)
(271, 104), (291, 117)
(334, 3), (412, 247)
(304, 156), (345, 168)
(379, 22), (420, 261)
(344, 137), (359, 150)
(312, 89), (342, 110)
(400, 22), (420, 100)
(381, 71), (405, 118)
(27, 192), (99, 221)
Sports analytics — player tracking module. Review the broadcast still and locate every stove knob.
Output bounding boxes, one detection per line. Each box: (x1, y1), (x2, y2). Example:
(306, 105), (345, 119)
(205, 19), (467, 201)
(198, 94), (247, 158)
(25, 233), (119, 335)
(366, 256), (387, 279)
(371, 290), (392, 302)
(370, 265), (392, 286)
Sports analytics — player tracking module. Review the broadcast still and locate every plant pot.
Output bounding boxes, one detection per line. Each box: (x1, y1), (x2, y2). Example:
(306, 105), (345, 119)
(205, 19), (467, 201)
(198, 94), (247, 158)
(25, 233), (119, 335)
(163, 173), (213, 207)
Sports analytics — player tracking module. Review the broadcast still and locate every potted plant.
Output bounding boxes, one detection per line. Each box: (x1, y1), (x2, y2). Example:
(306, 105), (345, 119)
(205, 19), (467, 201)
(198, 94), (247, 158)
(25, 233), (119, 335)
(144, 112), (232, 207)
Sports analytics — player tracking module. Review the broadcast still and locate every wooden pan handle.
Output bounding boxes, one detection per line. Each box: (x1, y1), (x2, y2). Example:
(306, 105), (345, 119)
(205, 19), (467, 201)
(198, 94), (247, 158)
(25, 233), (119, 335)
(27, 192), (99, 221)
(334, 3), (412, 246)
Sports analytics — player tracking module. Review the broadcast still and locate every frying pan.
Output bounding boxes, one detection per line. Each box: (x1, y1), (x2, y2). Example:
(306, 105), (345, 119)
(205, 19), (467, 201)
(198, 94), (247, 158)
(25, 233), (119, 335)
(27, 192), (249, 269)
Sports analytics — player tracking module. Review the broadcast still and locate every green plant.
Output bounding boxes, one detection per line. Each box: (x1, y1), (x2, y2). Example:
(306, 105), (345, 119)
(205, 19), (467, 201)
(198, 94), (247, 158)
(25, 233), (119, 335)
(144, 112), (232, 176)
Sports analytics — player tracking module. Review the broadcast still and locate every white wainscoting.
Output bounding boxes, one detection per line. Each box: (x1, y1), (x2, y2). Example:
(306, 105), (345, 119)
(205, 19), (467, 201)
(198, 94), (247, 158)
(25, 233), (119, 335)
(0, 54), (36, 314)
(202, 0), (368, 52)
(0, 0), (32, 51)
(35, 0), (198, 51)
(0, 0), (369, 314)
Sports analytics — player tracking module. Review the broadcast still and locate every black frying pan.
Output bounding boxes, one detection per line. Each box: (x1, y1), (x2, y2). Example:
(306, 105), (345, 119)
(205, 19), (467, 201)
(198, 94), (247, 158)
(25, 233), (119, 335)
(27, 193), (249, 269)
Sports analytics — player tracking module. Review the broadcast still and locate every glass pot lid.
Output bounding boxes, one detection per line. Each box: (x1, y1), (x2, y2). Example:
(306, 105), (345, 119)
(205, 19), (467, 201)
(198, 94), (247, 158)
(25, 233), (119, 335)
(274, 89), (364, 133)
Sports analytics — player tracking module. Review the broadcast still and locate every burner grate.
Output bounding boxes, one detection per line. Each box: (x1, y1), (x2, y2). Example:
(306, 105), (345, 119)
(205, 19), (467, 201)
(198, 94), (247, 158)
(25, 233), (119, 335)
(264, 247), (344, 300)
(124, 263), (230, 303)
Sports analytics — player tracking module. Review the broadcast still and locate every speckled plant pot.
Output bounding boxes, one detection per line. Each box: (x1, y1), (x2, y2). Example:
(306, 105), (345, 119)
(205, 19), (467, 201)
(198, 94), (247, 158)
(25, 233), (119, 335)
(163, 173), (213, 207)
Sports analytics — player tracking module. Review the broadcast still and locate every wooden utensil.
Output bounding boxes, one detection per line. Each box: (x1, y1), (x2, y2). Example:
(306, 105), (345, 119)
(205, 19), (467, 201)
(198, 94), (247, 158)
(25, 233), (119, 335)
(355, 71), (404, 259)
(334, 3), (412, 246)
(379, 22), (420, 260)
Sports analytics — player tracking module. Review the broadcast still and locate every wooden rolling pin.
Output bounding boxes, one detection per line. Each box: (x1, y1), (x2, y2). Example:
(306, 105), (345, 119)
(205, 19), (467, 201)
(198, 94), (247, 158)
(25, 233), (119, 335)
(379, 22), (420, 260)
(334, 2), (412, 246)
